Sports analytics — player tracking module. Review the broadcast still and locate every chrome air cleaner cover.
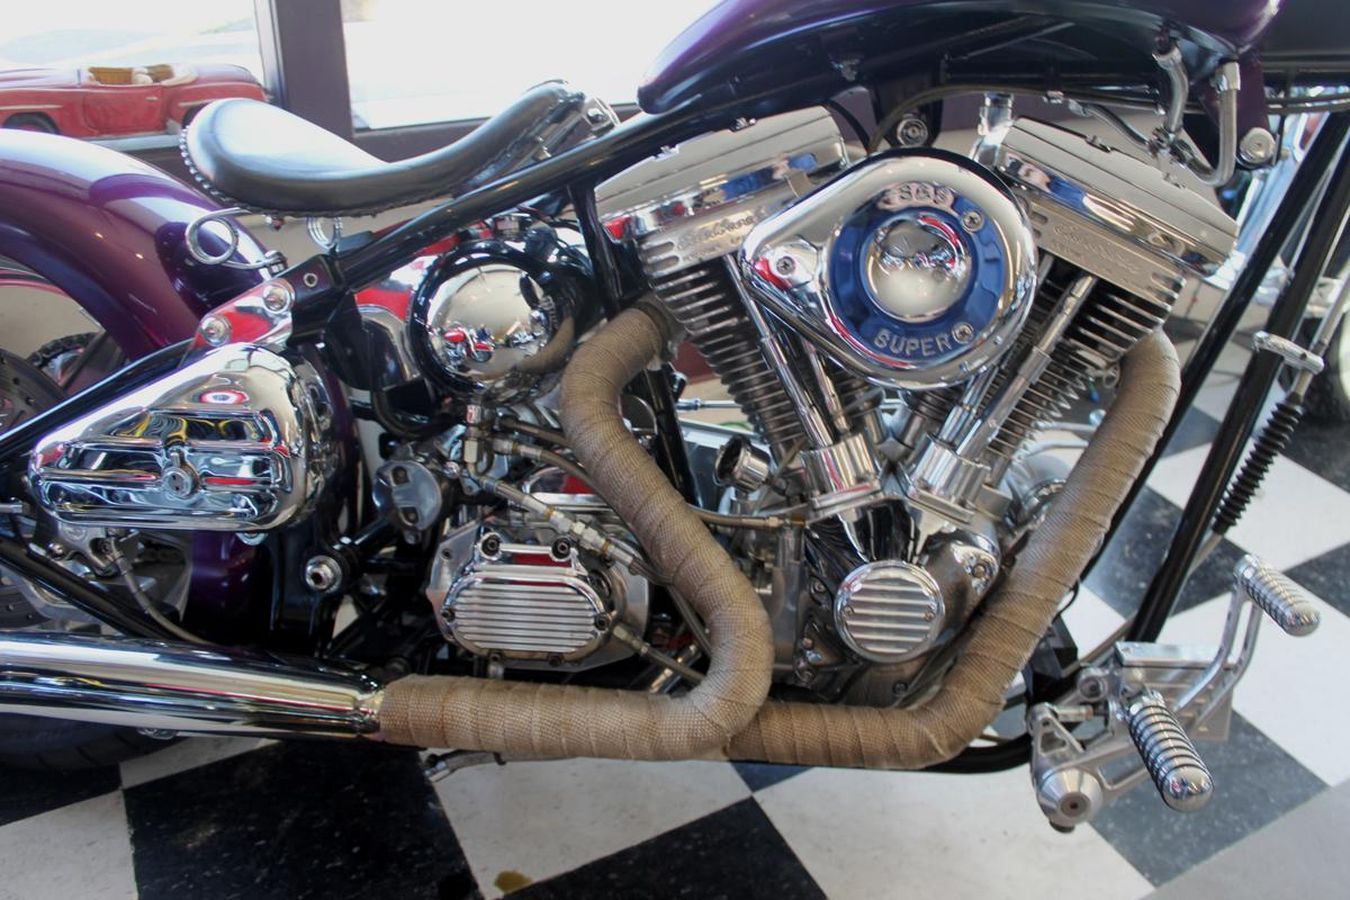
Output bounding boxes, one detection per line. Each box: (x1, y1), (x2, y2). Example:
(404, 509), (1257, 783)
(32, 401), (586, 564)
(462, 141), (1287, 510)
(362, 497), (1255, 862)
(740, 149), (1037, 389)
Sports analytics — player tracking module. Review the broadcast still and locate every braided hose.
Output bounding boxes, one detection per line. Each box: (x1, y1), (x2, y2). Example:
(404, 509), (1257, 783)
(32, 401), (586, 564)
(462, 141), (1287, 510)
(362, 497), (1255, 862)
(378, 304), (775, 758)
(727, 329), (1180, 767)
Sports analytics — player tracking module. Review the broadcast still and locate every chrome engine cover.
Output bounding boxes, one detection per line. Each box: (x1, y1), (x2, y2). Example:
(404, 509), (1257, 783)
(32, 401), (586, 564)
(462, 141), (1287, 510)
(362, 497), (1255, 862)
(426, 478), (649, 670)
(408, 238), (589, 405)
(740, 150), (1038, 389)
(994, 118), (1238, 306)
(834, 560), (944, 663)
(437, 533), (608, 663)
(30, 345), (332, 531)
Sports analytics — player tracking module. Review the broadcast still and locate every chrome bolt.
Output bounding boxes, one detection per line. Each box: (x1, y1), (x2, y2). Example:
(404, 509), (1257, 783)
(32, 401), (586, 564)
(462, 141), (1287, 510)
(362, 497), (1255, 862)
(161, 465), (197, 499)
(952, 322), (975, 343)
(961, 210), (985, 232)
(775, 255), (797, 276)
(302, 272), (320, 288)
(199, 315), (231, 346)
(303, 555), (343, 595)
(895, 115), (930, 147)
(1238, 127), (1277, 166)
(260, 280), (294, 313)
(585, 106), (610, 125)
(923, 605), (937, 621)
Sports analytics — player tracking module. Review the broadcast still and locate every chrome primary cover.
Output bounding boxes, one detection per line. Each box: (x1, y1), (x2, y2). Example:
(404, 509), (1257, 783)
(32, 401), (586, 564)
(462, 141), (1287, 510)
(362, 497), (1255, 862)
(30, 345), (332, 531)
(740, 149), (1038, 389)
(434, 533), (610, 663)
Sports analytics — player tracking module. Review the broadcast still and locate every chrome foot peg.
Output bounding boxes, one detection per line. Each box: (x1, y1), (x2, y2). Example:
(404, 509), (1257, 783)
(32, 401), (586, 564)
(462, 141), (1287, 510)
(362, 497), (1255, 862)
(1236, 556), (1320, 636)
(1126, 691), (1213, 811)
(1031, 554), (1320, 828)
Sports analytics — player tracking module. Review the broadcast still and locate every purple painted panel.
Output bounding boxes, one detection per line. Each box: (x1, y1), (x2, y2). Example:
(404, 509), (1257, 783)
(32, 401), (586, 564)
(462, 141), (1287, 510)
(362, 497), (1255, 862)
(0, 130), (273, 626)
(640, 0), (1284, 113)
(0, 130), (267, 358)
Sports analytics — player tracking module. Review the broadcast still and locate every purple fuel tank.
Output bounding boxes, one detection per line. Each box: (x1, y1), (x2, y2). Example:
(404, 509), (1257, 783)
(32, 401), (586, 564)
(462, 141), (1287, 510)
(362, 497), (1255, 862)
(639, 0), (1284, 114)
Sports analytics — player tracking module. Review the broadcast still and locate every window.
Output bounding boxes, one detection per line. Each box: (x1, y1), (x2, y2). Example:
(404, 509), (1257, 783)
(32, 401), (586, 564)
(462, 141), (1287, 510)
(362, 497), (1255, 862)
(0, 2), (264, 140)
(343, 0), (720, 129)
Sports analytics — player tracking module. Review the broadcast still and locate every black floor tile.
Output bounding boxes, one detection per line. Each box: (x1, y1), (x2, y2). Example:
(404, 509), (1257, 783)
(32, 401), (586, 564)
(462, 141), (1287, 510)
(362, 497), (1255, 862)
(1085, 487), (1246, 617)
(1287, 543), (1350, 617)
(0, 746), (119, 826)
(123, 741), (476, 900)
(1162, 407), (1221, 457)
(1283, 417), (1350, 493)
(515, 799), (825, 900)
(1089, 713), (1326, 886)
(732, 762), (811, 793)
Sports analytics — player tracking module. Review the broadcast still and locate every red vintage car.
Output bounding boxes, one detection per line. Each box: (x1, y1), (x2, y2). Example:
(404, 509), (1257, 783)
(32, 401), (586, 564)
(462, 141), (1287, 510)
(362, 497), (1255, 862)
(0, 64), (266, 138)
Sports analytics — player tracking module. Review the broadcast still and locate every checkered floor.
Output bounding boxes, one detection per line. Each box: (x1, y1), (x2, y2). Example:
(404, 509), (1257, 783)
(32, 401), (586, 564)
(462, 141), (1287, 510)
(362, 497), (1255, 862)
(2, 331), (1348, 899)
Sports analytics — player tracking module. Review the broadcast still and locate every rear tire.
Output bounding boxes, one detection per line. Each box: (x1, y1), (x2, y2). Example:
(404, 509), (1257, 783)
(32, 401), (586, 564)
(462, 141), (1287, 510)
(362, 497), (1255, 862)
(4, 113), (57, 134)
(0, 717), (172, 771)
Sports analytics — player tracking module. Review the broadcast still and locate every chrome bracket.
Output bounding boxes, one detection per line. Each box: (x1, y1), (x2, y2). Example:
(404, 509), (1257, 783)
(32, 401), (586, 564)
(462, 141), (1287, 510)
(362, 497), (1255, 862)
(1030, 554), (1321, 829)
(185, 207), (286, 273)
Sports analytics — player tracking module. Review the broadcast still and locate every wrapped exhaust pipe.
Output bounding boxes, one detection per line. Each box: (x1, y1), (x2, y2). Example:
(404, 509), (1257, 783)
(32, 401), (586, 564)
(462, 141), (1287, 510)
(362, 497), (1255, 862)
(0, 632), (382, 738)
(727, 329), (1180, 767)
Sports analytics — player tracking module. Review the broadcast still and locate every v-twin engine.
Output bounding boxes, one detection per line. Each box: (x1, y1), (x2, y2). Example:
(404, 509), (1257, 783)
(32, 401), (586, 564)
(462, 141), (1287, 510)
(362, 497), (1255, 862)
(599, 107), (1235, 693)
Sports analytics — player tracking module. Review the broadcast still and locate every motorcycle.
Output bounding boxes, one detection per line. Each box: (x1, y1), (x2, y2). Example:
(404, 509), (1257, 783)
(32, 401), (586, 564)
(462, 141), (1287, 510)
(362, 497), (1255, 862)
(0, 0), (1345, 832)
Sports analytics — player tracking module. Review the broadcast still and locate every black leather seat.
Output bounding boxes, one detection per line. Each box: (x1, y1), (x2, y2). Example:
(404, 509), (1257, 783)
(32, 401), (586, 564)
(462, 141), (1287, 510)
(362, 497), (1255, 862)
(182, 82), (610, 217)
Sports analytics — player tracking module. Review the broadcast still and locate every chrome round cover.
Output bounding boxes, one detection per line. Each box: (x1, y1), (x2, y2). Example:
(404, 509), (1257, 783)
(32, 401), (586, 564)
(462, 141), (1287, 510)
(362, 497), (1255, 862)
(834, 560), (945, 663)
(741, 149), (1037, 389)
(863, 213), (972, 321)
(410, 240), (584, 404)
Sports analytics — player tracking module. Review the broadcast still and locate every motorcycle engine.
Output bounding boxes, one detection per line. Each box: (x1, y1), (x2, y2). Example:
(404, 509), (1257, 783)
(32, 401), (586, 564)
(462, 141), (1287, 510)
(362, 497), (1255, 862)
(597, 108), (1236, 697)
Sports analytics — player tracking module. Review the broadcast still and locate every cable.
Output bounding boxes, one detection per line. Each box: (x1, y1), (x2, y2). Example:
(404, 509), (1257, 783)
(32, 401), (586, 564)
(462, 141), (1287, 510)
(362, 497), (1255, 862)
(610, 622), (704, 684)
(114, 550), (203, 644)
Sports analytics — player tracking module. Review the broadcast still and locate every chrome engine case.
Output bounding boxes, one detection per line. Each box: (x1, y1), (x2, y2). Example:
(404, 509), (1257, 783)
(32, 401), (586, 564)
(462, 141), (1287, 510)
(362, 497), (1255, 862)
(426, 479), (649, 671)
(30, 345), (333, 531)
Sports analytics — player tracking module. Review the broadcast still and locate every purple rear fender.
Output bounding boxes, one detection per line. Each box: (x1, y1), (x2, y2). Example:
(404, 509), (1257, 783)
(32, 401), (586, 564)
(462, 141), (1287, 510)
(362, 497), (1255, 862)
(0, 130), (268, 358)
(0, 131), (277, 631)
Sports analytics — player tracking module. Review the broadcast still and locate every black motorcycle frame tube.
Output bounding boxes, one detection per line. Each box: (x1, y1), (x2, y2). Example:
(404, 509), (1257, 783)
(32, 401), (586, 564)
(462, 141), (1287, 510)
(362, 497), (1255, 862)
(0, 537), (178, 639)
(1129, 131), (1350, 642)
(568, 180), (704, 506)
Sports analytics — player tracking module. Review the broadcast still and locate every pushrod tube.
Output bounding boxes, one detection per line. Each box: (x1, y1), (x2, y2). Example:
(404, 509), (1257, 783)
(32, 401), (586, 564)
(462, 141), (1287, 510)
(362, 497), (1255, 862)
(1130, 126), (1350, 642)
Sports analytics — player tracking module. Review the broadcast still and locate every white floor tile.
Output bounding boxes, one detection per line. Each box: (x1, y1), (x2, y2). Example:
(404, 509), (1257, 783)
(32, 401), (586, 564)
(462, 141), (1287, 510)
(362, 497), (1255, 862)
(433, 757), (750, 897)
(757, 766), (1152, 900)
(1150, 445), (1350, 569)
(1158, 592), (1350, 786)
(0, 792), (135, 900)
(119, 736), (272, 789)
(1062, 586), (1127, 654)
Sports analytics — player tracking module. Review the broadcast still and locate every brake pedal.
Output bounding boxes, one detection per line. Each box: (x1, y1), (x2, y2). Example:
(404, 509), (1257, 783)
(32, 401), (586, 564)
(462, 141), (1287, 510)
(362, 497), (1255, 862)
(1030, 554), (1321, 827)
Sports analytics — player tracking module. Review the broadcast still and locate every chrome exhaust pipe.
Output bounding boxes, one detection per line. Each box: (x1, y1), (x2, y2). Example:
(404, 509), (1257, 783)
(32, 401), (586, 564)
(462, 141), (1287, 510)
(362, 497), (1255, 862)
(0, 633), (384, 739)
